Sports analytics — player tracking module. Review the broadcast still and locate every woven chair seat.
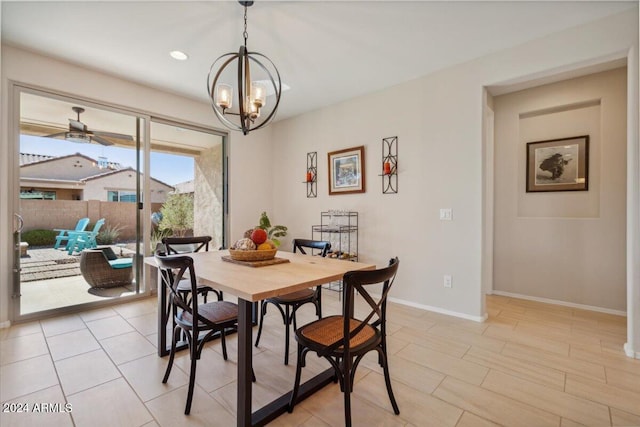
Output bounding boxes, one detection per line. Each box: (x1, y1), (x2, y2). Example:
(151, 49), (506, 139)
(271, 288), (315, 303)
(298, 315), (378, 353)
(179, 301), (238, 327)
(176, 278), (213, 293)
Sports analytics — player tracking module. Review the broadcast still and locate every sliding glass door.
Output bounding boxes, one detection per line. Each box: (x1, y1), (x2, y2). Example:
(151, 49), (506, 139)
(11, 86), (228, 322)
(148, 119), (226, 251)
(13, 89), (145, 319)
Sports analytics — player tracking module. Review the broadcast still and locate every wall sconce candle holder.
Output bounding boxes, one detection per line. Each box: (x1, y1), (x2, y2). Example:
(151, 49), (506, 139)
(304, 151), (317, 198)
(380, 136), (398, 194)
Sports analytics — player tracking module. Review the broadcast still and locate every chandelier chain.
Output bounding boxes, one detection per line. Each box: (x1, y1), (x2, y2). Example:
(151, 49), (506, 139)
(243, 5), (248, 46)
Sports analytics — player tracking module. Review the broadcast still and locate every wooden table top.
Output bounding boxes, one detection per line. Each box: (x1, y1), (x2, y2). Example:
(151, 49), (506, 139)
(145, 249), (375, 302)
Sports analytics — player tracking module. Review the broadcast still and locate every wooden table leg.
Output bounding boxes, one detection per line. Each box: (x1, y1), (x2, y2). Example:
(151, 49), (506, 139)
(157, 267), (168, 357)
(238, 299), (253, 427)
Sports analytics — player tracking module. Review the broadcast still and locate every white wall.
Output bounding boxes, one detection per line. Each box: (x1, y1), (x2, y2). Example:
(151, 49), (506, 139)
(270, 9), (638, 325)
(0, 45), (273, 324)
(493, 68), (627, 312)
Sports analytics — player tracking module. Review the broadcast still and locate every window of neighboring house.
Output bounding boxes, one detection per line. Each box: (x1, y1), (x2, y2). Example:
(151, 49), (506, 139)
(107, 190), (139, 203)
(20, 190), (56, 200)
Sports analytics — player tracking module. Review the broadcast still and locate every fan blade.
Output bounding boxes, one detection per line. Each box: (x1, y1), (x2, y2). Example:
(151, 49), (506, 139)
(92, 130), (134, 141)
(44, 132), (67, 139)
(69, 119), (87, 132)
(91, 135), (115, 146)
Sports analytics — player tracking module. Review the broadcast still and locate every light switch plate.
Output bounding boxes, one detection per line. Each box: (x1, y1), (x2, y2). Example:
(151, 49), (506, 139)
(444, 275), (452, 288)
(439, 208), (452, 221)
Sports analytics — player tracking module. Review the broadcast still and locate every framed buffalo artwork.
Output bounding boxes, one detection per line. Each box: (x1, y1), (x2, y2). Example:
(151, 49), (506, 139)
(526, 135), (589, 192)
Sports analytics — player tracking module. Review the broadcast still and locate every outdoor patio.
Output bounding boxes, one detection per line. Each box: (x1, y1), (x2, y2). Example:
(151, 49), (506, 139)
(20, 248), (80, 282)
(19, 247), (138, 315)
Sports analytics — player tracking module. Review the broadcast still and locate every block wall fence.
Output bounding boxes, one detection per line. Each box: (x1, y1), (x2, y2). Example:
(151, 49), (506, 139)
(20, 200), (163, 240)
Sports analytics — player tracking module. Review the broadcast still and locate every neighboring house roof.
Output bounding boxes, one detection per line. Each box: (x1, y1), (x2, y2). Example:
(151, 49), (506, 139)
(80, 166), (174, 190)
(20, 152), (122, 170)
(20, 153), (55, 166)
(173, 179), (194, 194)
(20, 152), (173, 191)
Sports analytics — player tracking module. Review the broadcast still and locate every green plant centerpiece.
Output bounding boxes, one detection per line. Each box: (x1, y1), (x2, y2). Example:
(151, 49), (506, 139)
(255, 211), (287, 247)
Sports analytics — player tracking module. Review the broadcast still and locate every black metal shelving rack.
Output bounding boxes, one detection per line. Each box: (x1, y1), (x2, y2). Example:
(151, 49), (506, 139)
(312, 211), (358, 295)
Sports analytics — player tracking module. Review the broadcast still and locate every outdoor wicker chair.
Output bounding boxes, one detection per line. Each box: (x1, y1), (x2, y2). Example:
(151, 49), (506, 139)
(79, 246), (134, 288)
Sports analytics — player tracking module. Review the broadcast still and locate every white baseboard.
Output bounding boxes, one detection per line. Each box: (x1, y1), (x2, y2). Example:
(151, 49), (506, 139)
(624, 343), (640, 359)
(490, 290), (627, 317)
(0, 320), (11, 329)
(388, 296), (488, 323)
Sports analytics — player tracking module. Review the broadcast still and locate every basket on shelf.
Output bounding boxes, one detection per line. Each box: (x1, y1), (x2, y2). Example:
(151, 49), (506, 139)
(228, 248), (277, 261)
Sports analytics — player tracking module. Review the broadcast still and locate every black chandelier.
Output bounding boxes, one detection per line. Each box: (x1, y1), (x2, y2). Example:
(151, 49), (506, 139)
(207, 0), (282, 135)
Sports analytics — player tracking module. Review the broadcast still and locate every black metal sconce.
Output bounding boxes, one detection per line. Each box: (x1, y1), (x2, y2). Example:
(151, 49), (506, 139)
(381, 136), (398, 194)
(304, 151), (317, 198)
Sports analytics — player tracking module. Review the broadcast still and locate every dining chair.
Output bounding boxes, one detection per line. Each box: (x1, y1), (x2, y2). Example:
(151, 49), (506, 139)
(162, 236), (223, 304)
(288, 257), (400, 427)
(154, 250), (240, 415)
(254, 238), (331, 365)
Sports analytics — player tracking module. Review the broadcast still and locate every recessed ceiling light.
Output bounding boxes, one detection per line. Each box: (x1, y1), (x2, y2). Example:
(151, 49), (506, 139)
(170, 50), (188, 61)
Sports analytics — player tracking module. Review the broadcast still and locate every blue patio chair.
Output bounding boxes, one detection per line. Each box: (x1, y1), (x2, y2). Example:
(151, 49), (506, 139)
(54, 217), (90, 249)
(67, 218), (105, 255)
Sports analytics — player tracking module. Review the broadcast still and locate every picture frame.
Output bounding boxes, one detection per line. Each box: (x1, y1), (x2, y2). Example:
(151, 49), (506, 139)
(328, 146), (366, 195)
(526, 135), (589, 192)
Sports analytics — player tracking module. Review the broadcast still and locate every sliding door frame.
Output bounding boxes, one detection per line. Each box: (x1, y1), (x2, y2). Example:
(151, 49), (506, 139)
(7, 81), (229, 323)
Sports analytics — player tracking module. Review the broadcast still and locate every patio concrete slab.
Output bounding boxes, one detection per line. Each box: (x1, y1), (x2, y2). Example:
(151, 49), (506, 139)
(20, 248), (80, 282)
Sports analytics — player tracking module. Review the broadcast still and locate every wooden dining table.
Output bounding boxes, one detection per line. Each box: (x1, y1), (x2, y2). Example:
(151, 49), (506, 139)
(146, 249), (375, 427)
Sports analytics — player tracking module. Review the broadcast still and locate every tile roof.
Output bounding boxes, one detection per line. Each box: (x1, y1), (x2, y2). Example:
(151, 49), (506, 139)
(19, 153), (56, 166)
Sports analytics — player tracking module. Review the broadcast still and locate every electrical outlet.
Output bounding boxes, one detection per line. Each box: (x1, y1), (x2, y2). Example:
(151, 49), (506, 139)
(444, 275), (452, 288)
(439, 208), (452, 221)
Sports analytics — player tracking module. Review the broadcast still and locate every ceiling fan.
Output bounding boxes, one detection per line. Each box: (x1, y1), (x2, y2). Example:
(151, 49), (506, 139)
(45, 106), (134, 146)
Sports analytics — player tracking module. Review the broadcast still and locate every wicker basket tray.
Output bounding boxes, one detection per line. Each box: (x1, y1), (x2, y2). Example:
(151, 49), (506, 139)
(228, 248), (277, 261)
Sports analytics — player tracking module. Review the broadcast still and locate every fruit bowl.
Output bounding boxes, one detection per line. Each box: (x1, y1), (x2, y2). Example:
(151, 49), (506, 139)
(228, 248), (277, 262)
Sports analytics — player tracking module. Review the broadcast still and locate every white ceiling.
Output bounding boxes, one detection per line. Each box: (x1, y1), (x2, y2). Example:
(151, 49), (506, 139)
(1, 1), (636, 122)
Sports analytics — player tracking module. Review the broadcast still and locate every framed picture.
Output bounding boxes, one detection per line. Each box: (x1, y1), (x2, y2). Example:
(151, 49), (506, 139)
(328, 146), (366, 195)
(526, 135), (589, 192)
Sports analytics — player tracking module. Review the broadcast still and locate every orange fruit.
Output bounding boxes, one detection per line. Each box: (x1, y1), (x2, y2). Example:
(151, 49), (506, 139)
(257, 243), (272, 251)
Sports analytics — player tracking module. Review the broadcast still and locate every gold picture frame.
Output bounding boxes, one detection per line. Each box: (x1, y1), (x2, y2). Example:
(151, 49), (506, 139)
(328, 146), (366, 195)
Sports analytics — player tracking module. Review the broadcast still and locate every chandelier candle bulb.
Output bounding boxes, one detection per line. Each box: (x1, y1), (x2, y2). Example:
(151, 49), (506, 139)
(216, 84), (233, 109)
(251, 82), (266, 107)
(384, 162), (391, 175)
(247, 101), (260, 119)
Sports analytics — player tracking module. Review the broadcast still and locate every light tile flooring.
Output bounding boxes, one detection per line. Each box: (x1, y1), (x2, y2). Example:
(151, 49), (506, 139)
(1, 293), (639, 426)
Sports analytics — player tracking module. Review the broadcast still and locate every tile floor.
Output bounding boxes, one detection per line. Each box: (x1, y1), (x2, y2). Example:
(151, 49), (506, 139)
(1, 293), (639, 427)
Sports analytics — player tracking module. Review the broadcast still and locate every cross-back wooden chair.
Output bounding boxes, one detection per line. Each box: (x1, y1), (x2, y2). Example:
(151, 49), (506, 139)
(254, 238), (331, 365)
(288, 257), (400, 427)
(155, 250), (239, 415)
(162, 236), (223, 303)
